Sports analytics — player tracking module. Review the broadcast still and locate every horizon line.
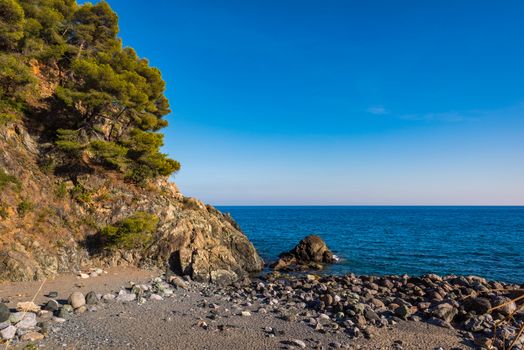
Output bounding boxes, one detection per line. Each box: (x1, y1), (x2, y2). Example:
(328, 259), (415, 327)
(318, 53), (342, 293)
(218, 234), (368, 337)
(213, 204), (524, 207)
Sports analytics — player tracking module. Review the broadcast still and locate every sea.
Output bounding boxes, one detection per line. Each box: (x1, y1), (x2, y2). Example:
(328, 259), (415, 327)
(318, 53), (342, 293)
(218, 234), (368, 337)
(218, 206), (524, 284)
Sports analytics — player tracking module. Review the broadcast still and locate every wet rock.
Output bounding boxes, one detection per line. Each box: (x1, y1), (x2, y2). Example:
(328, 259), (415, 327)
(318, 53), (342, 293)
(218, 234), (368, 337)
(271, 235), (336, 270)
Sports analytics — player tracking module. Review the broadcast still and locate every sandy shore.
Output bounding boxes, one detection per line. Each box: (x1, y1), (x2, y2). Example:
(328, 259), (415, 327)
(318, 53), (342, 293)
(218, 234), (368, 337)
(0, 267), (159, 308)
(0, 269), (477, 350)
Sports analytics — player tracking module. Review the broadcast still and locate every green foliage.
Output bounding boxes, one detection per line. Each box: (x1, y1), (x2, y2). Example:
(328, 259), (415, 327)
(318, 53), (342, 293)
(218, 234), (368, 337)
(89, 140), (127, 170)
(0, 0), (25, 50)
(0, 167), (21, 191)
(55, 128), (83, 154)
(39, 158), (56, 174)
(100, 212), (158, 249)
(0, 53), (36, 121)
(17, 198), (33, 217)
(0, 0), (179, 180)
(70, 184), (91, 203)
(54, 181), (67, 198)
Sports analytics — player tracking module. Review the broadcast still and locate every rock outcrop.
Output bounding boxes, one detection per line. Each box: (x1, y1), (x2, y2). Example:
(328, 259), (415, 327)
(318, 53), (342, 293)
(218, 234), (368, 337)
(271, 235), (336, 271)
(0, 123), (263, 283)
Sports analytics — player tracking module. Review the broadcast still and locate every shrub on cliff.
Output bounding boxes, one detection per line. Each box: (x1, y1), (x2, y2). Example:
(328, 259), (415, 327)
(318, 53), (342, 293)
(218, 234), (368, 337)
(100, 212), (158, 249)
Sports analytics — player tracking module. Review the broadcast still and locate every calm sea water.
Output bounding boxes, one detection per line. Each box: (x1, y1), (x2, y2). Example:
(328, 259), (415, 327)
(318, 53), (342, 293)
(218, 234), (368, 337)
(218, 206), (524, 283)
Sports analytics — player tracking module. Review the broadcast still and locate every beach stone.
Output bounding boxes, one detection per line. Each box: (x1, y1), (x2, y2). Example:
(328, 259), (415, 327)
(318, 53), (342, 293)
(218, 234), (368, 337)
(431, 303), (457, 323)
(241, 311), (251, 317)
(44, 299), (60, 312)
(16, 301), (40, 313)
(150, 294), (164, 301)
(464, 297), (491, 314)
(75, 305), (87, 314)
(0, 325), (16, 340)
(364, 307), (380, 322)
(492, 296), (517, 316)
(68, 292), (86, 309)
(102, 293), (116, 302)
(288, 339), (307, 349)
(0, 321), (9, 330)
(47, 291), (58, 298)
(58, 305), (73, 319)
(52, 317), (66, 323)
(394, 305), (412, 319)
(9, 312), (25, 323)
(20, 331), (44, 341)
(169, 275), (189, 289)
(15, 312), (37, 329)
(0, 303), (10, 322)
(85, 291), (99, 305)
(116, 290), (136, 302)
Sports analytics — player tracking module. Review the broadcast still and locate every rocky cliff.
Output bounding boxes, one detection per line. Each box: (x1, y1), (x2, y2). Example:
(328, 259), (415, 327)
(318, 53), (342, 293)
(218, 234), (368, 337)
(0, 122), (263, 283)
(0, 0), (263, 284)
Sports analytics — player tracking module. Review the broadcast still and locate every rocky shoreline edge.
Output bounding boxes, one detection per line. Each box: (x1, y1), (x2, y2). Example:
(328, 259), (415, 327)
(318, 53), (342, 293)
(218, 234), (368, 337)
(1, 270), (522, 350)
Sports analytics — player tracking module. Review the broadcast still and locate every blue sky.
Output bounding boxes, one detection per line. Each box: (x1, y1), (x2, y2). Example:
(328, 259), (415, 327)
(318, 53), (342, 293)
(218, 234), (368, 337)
(96, 1), (523, 205)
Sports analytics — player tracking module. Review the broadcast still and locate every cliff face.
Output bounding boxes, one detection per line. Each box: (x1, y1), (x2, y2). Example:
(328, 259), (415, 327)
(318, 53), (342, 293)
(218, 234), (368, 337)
(0, 122), (263, 283)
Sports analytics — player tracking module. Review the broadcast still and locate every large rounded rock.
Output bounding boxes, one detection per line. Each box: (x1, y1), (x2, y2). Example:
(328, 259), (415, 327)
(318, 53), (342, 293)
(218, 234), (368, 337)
(0, 303), (10, 323)
(271, 235), (336, 271)
(291, 235), (336, 263)
(68, 292), (86, 309)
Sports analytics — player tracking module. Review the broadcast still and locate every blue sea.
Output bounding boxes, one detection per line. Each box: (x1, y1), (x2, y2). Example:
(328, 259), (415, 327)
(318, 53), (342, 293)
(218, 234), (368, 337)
(218, 206), (524, 284)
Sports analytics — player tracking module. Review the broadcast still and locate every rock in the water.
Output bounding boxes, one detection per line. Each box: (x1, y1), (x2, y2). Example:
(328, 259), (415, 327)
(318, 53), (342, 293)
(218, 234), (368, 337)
(271, 235), (336, 270)
(0, 325), (16, 340)
(68, 292), (86, 309)
(0, 303), (10, 323)
(85, 291), (99, 305)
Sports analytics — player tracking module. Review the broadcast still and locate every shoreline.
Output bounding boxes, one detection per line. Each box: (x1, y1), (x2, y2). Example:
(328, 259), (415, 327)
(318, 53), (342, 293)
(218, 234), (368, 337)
(1, 270), (522, 349)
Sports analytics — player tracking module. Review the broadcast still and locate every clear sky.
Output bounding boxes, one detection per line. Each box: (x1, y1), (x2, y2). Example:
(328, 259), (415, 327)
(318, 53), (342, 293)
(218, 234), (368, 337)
(95, 0), (524, 205)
